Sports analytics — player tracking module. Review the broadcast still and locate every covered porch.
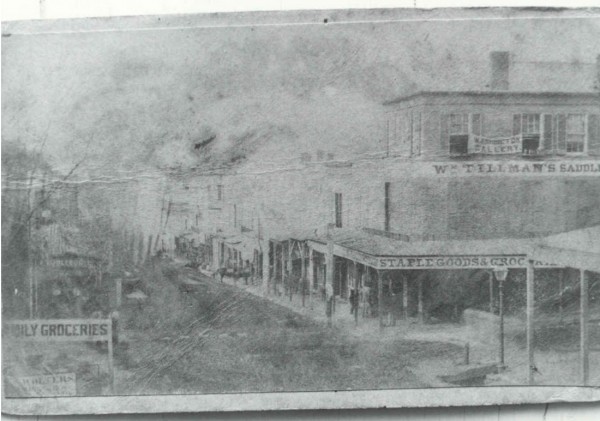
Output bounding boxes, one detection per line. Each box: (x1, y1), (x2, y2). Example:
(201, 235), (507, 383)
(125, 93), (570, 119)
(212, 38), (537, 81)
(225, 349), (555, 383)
(528, 225), (600, 385)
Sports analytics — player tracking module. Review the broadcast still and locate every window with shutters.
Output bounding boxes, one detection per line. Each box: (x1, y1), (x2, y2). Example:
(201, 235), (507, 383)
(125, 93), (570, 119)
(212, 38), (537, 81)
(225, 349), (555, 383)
(588, 114), (600, 156)
(566, 114), (586, 153)
(513, 114), (541, 154)
(540, 114), (598, 156)
(471, 113), (483, 136)
(448, 114), (469, 155)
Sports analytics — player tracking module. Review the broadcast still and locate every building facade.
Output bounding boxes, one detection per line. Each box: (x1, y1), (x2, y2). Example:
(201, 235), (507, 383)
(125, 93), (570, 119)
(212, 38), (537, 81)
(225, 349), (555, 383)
(169, 52), (600, 322)
(379, 90), (600, 240)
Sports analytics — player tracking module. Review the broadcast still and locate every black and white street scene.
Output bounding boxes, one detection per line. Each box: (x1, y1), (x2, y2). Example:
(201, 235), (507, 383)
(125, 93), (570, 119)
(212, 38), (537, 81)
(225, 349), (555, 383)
(2, 7), (600, 413)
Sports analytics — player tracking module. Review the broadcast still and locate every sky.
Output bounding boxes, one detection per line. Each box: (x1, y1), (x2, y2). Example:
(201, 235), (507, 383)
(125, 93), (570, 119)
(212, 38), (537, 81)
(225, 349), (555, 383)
(2, 8), (599, 176)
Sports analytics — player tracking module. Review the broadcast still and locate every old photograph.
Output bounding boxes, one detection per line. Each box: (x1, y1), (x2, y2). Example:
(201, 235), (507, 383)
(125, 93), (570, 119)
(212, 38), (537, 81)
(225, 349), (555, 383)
(2, 6), (600, 415)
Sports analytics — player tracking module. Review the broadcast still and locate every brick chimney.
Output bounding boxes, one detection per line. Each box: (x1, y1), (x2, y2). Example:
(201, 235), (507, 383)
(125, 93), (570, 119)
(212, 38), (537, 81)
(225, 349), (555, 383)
(490, 51), (510, 91)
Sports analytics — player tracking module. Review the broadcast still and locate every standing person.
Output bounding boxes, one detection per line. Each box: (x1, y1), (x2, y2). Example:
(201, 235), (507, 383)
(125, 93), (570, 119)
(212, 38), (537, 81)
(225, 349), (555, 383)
(283, 270), (289, 297)
(110, 309), (120, 345)
(231, 262), (237, 285)
(361, 285), (371, 317)
(215, 267), (226, 283)
(349, 287), (359, 317)
(90, 308), (105, 348)
(325, 281), (334, 326)
(242, 260), (251, 285)
(368, 287), (378, 318)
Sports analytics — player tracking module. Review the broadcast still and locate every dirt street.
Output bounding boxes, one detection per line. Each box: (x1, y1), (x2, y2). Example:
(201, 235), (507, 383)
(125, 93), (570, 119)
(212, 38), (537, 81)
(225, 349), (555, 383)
(115, 265), (462, 395)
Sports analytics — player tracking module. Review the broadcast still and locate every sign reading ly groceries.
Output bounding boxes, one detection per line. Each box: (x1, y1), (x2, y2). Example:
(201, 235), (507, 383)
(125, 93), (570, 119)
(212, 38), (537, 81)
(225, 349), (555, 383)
(4, 319), (111, 342)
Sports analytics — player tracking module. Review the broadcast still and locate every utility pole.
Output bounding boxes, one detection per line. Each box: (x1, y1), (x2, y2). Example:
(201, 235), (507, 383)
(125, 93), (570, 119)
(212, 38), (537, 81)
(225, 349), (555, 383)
(353, 261), (359, 326)
(326, 223), (335, 327)
(27, 171), (35, 319)
(301, 243), (306, 307)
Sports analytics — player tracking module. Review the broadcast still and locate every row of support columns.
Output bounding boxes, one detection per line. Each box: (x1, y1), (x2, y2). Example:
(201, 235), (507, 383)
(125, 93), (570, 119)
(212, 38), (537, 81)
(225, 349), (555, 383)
(262, 238), (314, 305)
(318, 227), (429, 329)
(318, 255), (592, 386)
(372, 269), (423, 329)
(258, 237), (593, 386)
(526, 261), (591, 386)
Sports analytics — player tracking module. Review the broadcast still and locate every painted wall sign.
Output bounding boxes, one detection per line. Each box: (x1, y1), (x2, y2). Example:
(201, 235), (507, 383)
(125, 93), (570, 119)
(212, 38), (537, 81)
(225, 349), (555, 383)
(310, 240), (555, 270)
(429, 160), (600, 176)
(376, 255), (553, 270)
(470, 134), (522, 155)
(10, 373), (77, 397)
(312, 238), (555, 270)
(3, 319), (111, 342)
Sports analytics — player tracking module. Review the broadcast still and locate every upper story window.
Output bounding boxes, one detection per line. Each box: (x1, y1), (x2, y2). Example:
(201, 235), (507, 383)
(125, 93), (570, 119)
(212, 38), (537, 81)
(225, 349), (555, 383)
(566, 114), (586, 153)
(449, 114), (469, 155)
(217, 185), (224, 201)
(513, 113), (541, 154)
(441, 112), (599, 157)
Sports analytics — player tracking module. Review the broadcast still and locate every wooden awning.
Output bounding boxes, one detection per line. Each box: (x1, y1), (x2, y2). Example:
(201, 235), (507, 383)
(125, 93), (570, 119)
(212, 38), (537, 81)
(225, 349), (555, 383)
(530, 226), (600, 272)
(307, 228), (549, 270)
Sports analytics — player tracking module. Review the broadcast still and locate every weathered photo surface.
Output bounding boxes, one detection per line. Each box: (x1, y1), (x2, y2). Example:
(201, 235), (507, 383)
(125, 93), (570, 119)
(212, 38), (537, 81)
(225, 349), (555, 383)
(2, 7), (600, 415)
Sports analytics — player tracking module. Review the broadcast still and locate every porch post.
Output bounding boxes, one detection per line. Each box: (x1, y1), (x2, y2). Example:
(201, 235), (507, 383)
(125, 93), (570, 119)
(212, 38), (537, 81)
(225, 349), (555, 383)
(353, 261), (359, 326)
(418, 279), (424, 323)
(301, 243), (306, 307)
(498, 273), (505, 369)
(280, 242), (285, 297)
(288, 241), (293, 301)
(363, 267), (371, 318)
(326, 228), (334, 326)
(526, 259), (535, 385)
(489, 271), (495, 314)
(261, 237), (270, 297)
(377, 269), (383, 331)
(558, 268), (564, 324)
(403, 277), (409, 320)
(308, 247), (314, 309)
(580, 269), (589, 386)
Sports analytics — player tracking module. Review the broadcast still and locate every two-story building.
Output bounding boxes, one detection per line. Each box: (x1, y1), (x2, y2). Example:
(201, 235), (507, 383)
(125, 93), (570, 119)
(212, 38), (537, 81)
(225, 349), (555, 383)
(272, 52), (600, 321)
(178, 51), (600, 326)
(380, 90), (600, 241)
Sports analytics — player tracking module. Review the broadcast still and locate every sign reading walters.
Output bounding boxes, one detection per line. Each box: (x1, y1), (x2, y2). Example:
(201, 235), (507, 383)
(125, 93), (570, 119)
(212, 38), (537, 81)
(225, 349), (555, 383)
(12, 373), (77, 397)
